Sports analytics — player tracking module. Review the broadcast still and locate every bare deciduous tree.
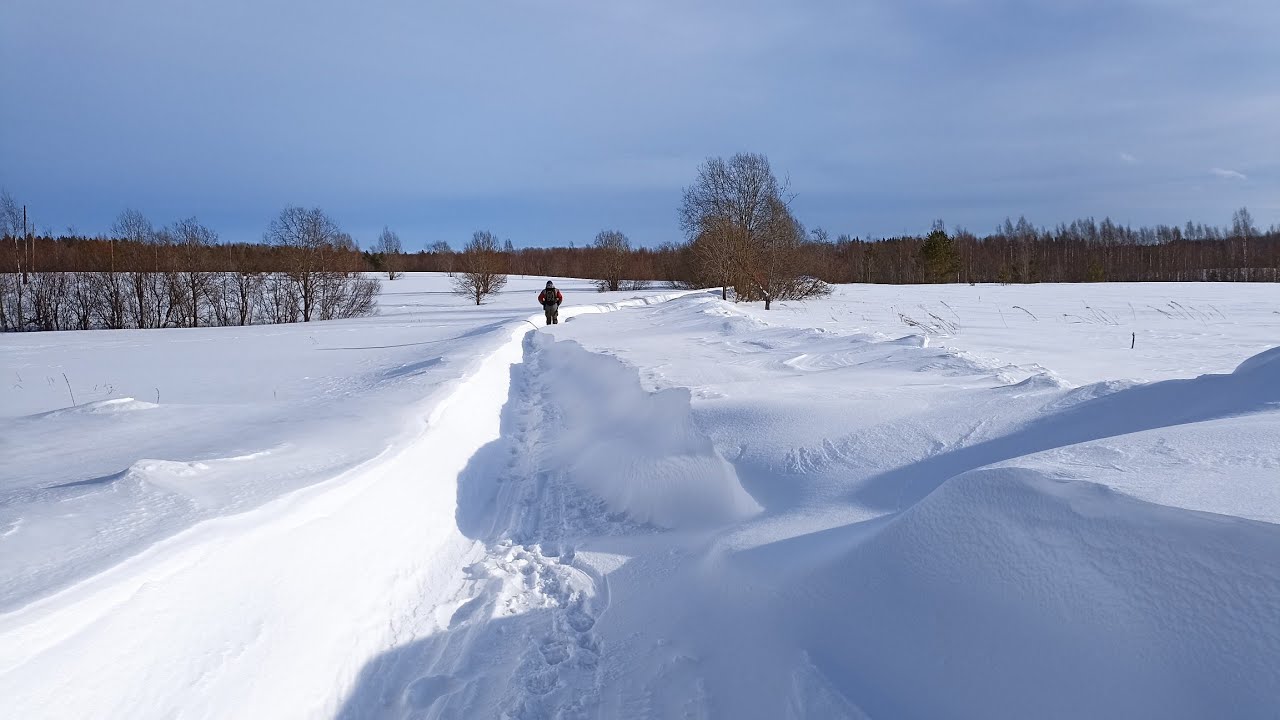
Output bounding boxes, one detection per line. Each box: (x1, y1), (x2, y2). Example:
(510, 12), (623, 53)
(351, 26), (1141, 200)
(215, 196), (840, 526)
(1, 190), (25, 329)
(223, 243), (265, 326)
(680, 153), (786, 301)
(375, 226), (404, 280)
(689, 216), (736, 299)
(745, 197), (830, 308)
(172, 217), (218, 327)
(1233, 207), (1257, 279)
(428, 241), (455, 276)
(265, 206), (339, 321)
(452, 231), (508, 305)
(264, 206), (379, 322)
(114, 210), (152, 321)
(592, 230), (631, 292)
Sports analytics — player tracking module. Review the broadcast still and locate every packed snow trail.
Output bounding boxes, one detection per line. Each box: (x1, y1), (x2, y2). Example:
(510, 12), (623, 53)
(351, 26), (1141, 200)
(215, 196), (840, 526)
(338, 329), (758, 717)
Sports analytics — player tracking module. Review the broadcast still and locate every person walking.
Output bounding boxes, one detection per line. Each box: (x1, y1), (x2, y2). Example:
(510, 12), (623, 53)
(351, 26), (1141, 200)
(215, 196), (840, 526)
(538, 281), (563, 325)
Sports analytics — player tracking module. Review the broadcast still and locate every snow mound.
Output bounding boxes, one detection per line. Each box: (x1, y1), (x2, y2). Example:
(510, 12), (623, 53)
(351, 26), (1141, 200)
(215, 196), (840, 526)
(39, 397), (159, 417)
(534, 335), (761, 528)
(1235, 344), (1280, 375)
(794, 467), (1280, 718)
(995, 369), (1067, 393)
(1040, 377), (1140, 412)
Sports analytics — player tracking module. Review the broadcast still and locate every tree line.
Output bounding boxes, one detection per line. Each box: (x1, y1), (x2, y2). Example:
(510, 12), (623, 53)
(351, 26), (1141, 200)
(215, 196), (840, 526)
(0, 196), (378, 332)
(414, 155), (1279, 305)
(4, 157), (1277, 329)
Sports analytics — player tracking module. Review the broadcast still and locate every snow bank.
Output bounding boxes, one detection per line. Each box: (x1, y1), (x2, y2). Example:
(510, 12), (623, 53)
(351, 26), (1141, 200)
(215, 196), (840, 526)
(533, 333), (761, 529)
(787, 466), (1280, 718)
(1235, 344), (1280, 375)
(0, 323), (530, 718)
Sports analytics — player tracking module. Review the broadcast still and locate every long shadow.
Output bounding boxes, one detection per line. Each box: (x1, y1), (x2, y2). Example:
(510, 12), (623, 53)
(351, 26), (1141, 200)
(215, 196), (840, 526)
(335, 608), (571, 719)
(454, 353), (531, 542)
(382, 356), (443, 380)
(338, 334), (601, 718)
(851, 346), (1280, 511)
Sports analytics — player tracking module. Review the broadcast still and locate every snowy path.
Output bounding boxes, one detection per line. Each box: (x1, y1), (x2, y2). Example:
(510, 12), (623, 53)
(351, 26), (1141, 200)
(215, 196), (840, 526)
(339, 332), (621, 718)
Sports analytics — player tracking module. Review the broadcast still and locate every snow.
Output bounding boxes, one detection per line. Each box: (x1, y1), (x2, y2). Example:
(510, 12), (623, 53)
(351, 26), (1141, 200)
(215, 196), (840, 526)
(2, 276), (1279, 718)
(529, 333), (760, 529)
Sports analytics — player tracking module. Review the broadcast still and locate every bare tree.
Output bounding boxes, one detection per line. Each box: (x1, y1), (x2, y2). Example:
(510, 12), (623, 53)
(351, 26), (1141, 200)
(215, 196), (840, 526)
(690, 216), (736, 299)
(375, 226), (404, 280)
(592, 229), (631, 291)
(265, 206), (343, 322)
(110, 209), (158, 327)
(1233, 206), (1257, 279)
(1, 190), (25, 328)
(428, 240), (455, 275)
(69, 271), (99, 330)
(738, 197), (831, 308)
(224, 243), (265, 325)
(315, 232), (380, 320)
(171, 217), (217, 327)
(0, 272), (12, 331)
(452, 231), (508, 305)
(679, 153), (785, 300)
(151, 226), (183, 327)
(262, 272), (300, 324)
(28, 270), (68, 331)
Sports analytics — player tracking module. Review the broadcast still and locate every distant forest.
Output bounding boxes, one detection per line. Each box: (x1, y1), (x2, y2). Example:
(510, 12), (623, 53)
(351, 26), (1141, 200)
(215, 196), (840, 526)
(7, 209), (1279, 284)
(440, 208), (1280, 287)
(2, 176), (1278, 332)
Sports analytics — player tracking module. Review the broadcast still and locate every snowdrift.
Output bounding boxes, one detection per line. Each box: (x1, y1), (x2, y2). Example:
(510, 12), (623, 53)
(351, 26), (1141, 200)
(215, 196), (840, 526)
(762, 346), (1280, 718)
(778, 466), (1280, 719)
(533, 334), (761, 529)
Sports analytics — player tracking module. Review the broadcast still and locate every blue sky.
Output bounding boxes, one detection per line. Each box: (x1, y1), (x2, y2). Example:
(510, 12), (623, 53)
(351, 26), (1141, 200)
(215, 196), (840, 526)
(2, 0), (1277, 249)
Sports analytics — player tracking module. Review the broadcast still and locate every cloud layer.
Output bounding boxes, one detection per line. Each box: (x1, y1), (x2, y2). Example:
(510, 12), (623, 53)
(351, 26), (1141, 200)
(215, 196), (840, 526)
(2, 0), (1276, 246)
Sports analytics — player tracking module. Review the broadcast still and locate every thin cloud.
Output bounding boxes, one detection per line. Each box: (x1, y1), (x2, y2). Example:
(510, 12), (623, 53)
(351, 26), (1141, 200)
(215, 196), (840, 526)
(1119, 153), (1139, 164)
(1210, 167), (1248, 180)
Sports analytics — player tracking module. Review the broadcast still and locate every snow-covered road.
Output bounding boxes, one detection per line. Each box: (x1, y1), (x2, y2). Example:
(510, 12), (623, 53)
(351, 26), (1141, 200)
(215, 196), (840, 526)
(3, 276), (1279, 718)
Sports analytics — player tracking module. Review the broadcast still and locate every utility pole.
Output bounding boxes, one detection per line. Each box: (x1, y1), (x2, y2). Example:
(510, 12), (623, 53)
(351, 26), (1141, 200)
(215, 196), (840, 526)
(19, 205), (27, 284)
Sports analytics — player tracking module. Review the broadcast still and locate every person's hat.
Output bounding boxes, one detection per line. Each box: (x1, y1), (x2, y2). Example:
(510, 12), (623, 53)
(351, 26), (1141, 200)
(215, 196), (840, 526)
(546, 281), (554, 287)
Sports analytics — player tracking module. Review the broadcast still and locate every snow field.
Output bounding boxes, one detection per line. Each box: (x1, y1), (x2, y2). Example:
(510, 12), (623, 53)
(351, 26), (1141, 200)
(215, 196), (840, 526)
(2, 277), (1278, 718)
(543, 285), (1280, 719)
(0, 321), (525, 717)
